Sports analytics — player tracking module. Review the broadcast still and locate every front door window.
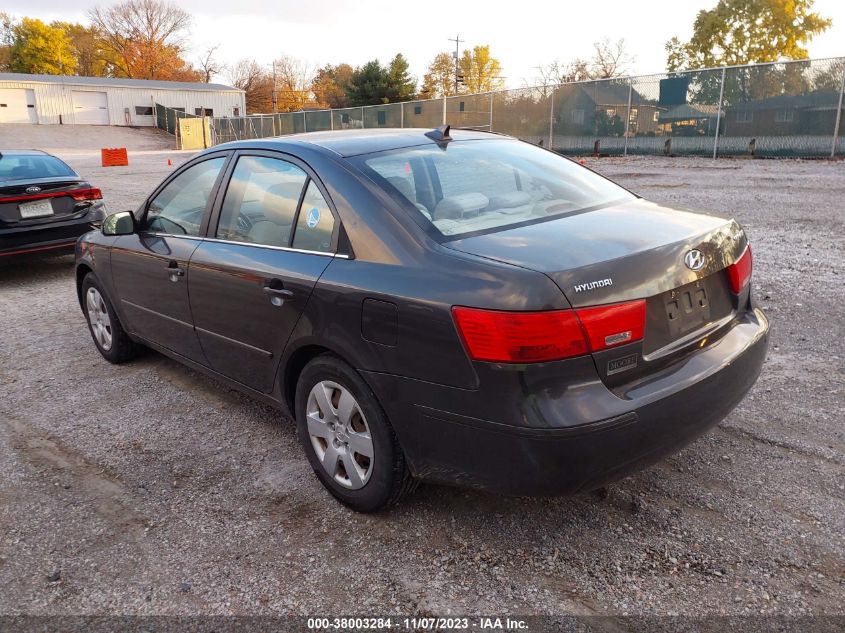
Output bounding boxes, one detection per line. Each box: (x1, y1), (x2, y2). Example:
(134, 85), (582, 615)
(145, 157), (226, 236)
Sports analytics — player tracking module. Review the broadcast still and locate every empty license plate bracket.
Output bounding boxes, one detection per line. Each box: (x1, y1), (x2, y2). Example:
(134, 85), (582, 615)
(665, 280), (711, 339)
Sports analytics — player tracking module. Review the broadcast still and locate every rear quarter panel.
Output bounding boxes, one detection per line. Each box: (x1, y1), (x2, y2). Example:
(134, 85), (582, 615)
(280, 151), (570, 390)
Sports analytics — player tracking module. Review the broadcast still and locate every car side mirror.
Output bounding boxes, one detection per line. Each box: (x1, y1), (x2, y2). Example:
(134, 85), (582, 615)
(102, 211), (136, 236)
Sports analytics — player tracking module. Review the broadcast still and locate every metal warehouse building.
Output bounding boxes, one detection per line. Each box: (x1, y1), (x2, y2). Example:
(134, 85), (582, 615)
(0, 73), (245, 126)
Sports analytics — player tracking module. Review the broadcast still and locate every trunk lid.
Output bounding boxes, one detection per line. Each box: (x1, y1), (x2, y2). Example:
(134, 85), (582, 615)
(0, 178), (89, 226)
(444, 198), (749, 385)
(444, 198), (746, 307)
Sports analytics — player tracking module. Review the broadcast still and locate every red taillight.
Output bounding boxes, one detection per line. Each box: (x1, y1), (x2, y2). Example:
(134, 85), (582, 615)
(69, 187), (103, 201)
(726, 245), (752, 293)
(452, 299), (645, 364)
(575, 300), (646, 352)
(0, 187), (102, 203)
(452, 307), (588, 363)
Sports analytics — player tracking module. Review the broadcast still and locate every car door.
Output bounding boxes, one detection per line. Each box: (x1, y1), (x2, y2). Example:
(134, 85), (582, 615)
(188, 151), (339, 392)
(110, 153), (229, 362)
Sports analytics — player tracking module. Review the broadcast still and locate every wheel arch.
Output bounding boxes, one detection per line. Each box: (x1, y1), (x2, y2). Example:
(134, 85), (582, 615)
(75, 263), (93, 310)
(282, 343), (341, 415)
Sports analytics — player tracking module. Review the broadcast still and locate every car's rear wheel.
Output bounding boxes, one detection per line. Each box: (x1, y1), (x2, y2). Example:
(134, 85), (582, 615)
(82, 273), (137, 364)
(295, 355), (413, 512)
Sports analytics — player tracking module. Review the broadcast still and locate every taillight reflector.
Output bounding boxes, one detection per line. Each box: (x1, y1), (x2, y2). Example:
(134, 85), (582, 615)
(575, 300), (646, 352)
(726, 245), (752, 293)
(452, 299), (646, 364)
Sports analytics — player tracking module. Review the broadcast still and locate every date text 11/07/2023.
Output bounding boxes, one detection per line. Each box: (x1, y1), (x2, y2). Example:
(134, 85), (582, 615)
(306, 617), (530, 630)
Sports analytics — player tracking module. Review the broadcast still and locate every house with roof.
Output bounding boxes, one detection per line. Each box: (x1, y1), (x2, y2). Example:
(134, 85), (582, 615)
(723, 90), (842, 136)
(553, 82), (662, 137)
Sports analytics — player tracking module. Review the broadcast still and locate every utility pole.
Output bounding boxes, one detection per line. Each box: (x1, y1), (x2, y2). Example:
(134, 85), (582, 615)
(448, 34), (464, 95)
(272, 60), (278, 113)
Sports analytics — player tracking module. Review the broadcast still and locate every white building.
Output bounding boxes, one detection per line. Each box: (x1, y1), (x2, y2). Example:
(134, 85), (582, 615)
(0, 73), (245, 126)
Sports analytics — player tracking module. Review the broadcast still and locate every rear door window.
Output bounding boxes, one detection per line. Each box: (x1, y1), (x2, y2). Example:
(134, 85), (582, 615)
(292, 181), (335, 253)
(215, 155), (308, 248)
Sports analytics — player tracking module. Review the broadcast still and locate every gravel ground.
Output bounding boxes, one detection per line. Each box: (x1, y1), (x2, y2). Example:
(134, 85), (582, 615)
(0, 130), (843, 619)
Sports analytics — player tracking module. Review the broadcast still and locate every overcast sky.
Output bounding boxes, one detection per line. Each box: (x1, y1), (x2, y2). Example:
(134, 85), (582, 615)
(4, 0), (844, 87)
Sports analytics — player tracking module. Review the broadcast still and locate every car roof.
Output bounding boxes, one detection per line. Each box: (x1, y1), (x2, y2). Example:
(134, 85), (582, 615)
(216, 127), (511, 158)
(0, 149), (51, 157)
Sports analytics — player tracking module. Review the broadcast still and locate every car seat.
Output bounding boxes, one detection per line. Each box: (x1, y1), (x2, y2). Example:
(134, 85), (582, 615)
(247, 181), (301, 246)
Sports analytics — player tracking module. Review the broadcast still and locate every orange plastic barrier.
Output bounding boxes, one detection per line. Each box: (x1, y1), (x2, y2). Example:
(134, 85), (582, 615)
(101, 148), (129, 167)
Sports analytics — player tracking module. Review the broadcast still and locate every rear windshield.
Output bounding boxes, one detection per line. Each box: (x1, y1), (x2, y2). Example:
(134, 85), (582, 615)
(0, 154), (76, 182)
(354, 139), (634, 239)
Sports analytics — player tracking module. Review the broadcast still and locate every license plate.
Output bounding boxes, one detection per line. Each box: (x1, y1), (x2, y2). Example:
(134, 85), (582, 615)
(19, 199), (54, 219)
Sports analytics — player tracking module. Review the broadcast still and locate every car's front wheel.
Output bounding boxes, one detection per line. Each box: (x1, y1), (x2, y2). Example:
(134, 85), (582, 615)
(82, 273), (137, 364)
(295, 355), (413, 512)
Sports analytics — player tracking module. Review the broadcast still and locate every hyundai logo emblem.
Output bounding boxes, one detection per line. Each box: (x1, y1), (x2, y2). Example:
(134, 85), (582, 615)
(25, 186), (41, 194)
(684, 249), (706, 271)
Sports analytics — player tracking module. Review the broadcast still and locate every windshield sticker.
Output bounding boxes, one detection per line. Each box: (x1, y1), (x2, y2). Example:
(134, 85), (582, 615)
(306, 207), (320, 229)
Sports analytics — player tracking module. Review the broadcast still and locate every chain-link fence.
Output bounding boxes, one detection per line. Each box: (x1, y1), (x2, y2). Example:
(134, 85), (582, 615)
(157, 57), (845, 158)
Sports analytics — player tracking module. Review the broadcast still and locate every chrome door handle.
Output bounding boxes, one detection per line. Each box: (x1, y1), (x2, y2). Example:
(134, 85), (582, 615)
(263, 282), (293, 306)
(167, 262), (184, 282)
(263, 286), (293, 297)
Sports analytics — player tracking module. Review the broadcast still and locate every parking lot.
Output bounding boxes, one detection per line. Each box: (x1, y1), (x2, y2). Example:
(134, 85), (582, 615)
(0, 127), (843, 617)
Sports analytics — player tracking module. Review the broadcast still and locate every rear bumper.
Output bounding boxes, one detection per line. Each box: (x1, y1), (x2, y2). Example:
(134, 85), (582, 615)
(0, 217), (99, 257)
(363, 308), (769, 495)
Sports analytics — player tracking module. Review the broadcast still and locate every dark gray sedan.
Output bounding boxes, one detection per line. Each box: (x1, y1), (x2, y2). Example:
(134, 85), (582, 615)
(75, 127), (768, 512)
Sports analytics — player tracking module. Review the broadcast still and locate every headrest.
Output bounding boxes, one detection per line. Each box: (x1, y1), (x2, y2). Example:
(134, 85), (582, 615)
(262, 181), (303, 226)
(385, 176), (415, 203)
(434, 193), (489, 219)
(488, 191), (532, 209)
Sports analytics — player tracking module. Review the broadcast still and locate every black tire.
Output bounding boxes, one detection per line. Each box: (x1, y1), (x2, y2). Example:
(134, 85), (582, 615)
(295, 354), (414, 512)
(81, 272), (137, 364)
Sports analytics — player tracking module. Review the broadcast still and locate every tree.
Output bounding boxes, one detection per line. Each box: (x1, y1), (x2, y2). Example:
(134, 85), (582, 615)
(273, 54), (316, 112)
(88, 0), (194, 79)
(197, 45), (225, 83)
(51, 22), (112, 76)
(812, 58), (845, 92)
(534, 39), (631, 89)
(594, 109), (625, 136)
(590, 37), (634, 79)
(0, 13), (15, 71)
(532, 58), (591, 87)
(311, 63), (354, 109)
(228, 59), (273, 113)
(346, 60), (391, 106)
(385, 53), (416, 102)
(458, 45), (504, 93)
(666, 0), (832, 71)
(345, 55), (418, 105)
(9, 17), (77, 75)
(420, 52), (456, 98)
